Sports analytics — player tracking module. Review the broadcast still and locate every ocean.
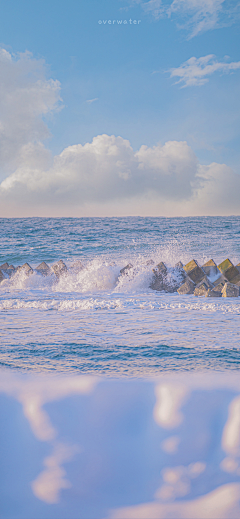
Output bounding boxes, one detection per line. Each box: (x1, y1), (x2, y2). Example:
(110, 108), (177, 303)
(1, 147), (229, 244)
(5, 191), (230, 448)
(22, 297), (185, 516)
(0, 215), (240, 375)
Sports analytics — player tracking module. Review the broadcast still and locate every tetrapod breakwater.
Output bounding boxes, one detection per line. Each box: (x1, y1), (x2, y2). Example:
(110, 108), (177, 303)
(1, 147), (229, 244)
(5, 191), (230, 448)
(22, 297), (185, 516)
(150, 257), (240, 297)
(1, 257), (240, 297)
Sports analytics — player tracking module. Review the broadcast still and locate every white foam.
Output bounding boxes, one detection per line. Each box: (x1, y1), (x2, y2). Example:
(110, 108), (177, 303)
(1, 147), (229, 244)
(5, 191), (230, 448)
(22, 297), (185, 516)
(0, 298), (124, 311)
(0, 295), (240, 313)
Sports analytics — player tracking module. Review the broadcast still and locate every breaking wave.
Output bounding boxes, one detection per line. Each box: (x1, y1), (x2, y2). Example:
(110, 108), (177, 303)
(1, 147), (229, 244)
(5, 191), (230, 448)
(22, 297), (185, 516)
(0, 257), (156, 294)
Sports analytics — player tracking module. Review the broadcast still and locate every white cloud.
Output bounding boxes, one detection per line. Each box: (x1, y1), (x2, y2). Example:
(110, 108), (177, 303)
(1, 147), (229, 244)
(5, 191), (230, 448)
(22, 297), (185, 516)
(86, 98), (99, 104)
(1, 130), (240, 217)
(0, 133), (200, 208)
(1, 47), (240, 217)
(0, 47), (62, 177)
(190, 162), (240, 215)
(167, 0), (226, 37)
(169, 54), (240, 87)
(130, 0), (239, 37)
(132, 0), (164, 19)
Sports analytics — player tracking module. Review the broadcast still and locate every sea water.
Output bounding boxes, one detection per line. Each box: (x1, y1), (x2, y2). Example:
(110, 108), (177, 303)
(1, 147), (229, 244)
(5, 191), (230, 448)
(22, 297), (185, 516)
(1, 216), (240, 518)
(1, 216), (240, 376)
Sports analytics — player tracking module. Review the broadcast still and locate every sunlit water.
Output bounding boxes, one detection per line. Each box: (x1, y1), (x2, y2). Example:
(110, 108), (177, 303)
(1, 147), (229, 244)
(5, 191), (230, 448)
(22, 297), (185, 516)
(1, 216), (240, 375)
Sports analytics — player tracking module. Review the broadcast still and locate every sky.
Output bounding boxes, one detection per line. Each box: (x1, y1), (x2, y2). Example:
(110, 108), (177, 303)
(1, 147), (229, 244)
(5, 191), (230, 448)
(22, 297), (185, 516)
(0, 0), (240, 217)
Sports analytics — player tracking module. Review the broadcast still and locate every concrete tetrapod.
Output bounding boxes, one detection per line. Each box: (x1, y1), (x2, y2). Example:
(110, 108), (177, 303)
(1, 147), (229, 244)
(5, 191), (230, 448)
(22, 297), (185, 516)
(212, 277), (227, 290)
(52, 260), (68, 278)
(36, 262), (51, 276)
(120, 264), (133, 275)
(5, 266), (15, 276)
(150, 262), (167, 291)
(0, 263), (15, 278)
(222, 282), (239, 297)
(69, 261), (84, 273)
(202, 259), (219, 278)
(177, 277), (195, 295)
(150, 262), (184, 293)
(174, 262), (186, 282)
(183, 259), (205, 285)
(194, 276), (213, 297)
(218, 258), (240, 285)
(0, 263), (9, 269)
(17, 263), (33, 275)
(206, 289), (222, 297)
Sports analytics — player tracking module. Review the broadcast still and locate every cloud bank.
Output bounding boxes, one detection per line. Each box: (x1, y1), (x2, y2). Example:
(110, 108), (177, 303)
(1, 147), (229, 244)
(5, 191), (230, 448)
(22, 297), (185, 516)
(0, 48), (240, 217)
(169, 54), (240, 87)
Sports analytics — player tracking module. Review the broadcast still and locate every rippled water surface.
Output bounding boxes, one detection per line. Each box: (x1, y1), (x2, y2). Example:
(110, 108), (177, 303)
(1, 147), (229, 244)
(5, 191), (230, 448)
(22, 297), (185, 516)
(1, 216), (240, 375)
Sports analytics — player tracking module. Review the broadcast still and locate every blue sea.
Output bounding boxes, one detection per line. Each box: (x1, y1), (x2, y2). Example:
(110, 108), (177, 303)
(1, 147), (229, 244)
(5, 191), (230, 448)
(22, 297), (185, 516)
(1, 217), (240, 519)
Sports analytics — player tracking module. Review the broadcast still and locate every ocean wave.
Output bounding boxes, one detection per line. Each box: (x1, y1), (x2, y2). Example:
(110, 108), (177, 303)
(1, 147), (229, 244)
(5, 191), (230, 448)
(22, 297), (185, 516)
(1, 296), (240, 313)
(0, 258), (155, 294)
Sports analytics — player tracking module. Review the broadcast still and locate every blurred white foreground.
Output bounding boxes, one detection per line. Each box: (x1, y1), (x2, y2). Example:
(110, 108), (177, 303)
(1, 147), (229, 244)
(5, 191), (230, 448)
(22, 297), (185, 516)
(0, 372), (240, 518)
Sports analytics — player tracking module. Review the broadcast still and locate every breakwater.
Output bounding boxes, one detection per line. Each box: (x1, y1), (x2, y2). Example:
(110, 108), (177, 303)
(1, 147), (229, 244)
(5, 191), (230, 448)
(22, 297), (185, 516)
(1, 257), (240, 297)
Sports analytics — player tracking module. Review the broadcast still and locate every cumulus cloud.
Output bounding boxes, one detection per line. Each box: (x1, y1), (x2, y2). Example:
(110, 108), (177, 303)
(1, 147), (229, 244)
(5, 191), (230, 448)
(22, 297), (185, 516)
(169, 54), (240, 87)
(1, 128), (240, 217)
(130, 0), (239, 37)
(0, 47), (240, 217)
(0, 134), (201, 211)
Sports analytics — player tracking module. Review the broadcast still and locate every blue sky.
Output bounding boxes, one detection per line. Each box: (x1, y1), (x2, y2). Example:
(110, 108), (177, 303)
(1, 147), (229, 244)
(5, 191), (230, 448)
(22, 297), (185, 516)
(0, 0), (240, 216)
